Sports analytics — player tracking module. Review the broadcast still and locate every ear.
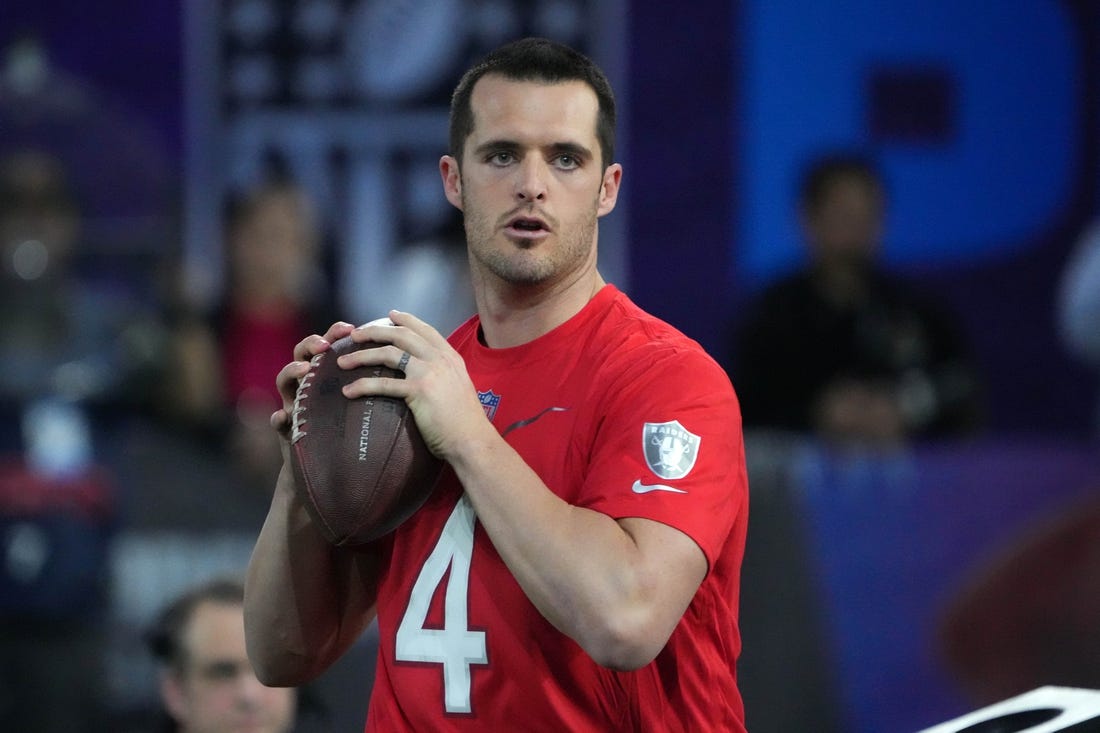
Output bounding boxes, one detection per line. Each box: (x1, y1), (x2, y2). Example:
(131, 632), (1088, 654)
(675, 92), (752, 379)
(440, 155), (463, 211)
(160, 670), (189, 724)
(597, 163), (623, 217)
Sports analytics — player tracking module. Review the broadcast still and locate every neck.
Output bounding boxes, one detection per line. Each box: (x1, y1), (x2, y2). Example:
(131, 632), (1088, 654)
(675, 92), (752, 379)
(474, 268), (606, 348)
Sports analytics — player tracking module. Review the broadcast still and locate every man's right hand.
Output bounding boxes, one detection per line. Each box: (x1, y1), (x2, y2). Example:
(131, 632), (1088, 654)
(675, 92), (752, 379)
(271, 321), (356, 439)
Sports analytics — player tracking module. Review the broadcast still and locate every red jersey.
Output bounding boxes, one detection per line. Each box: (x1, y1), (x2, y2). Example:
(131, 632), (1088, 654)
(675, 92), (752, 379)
(364, 285), (749, 732)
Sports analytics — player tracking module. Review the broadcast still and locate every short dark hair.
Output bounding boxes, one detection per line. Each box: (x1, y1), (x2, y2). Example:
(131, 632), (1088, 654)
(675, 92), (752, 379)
(146, 576), (245, 672)
(798, 153), (885, 213)
(448, 37), (617, 170)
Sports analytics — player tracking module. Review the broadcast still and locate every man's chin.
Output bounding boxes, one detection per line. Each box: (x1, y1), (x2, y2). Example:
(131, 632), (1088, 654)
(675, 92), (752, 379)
(482, 253), (554, 286)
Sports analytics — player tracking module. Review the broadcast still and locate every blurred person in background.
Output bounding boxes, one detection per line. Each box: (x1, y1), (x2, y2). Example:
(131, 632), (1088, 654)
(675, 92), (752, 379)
(163, 174), (337, 495)
(1057, 218), (1100, 439)
(730, 152), (984, 448)
(0, 146), (164, 733)
(147, 576), (297, 733)
(0, 147), (163, 414)
(107, 174), (353, 728)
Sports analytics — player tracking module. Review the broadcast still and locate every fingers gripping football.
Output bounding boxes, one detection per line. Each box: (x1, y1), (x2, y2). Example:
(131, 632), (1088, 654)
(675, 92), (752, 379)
(343, 311), (493, 462)
(286, 324), (444, 546)
(270, 323), (356, 437)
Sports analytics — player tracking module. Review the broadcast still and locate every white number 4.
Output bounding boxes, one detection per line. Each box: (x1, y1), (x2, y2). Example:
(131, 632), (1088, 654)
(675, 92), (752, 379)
(395, 494), (488, 714)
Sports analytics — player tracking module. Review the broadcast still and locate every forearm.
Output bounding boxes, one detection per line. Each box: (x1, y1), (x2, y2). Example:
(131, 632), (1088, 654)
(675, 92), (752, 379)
(338, 312), (707, 668)
(244, 464), (380, 685)
(447, 432), (694, 670)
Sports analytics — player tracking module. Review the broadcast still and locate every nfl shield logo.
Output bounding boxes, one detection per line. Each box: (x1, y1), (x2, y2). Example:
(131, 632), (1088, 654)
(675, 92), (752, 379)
(478, 389), (501, 422)
(642, 420), (701, 480)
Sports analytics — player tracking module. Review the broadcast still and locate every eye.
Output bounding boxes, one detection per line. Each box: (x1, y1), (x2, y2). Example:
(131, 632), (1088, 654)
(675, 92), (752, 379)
(488, 151), (515, 166)
(201, 661), (244, 681)
(554, 154), (580, 170)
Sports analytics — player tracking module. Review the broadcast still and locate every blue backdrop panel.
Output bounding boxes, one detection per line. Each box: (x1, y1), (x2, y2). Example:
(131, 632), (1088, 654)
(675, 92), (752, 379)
(738, 0), (1079, 288)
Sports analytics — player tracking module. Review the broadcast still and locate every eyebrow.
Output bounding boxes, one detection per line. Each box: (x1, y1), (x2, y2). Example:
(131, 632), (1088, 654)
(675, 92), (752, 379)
(548, 142), (594, 161)
(473, 139), (594, 162)
(197, 659), (248, 679)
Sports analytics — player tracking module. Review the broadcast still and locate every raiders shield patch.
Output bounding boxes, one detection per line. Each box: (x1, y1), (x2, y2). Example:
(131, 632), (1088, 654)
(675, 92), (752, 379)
(643, 420), (701, 480)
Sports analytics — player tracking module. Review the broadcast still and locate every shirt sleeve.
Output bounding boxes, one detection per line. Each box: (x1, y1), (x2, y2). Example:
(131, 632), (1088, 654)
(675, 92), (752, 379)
(577, 344), (748, 570)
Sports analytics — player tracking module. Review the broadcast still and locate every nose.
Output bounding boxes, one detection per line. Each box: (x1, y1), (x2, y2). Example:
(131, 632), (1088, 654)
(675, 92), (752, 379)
(235, 670), (269, 707)
(514, 156), (547, 201)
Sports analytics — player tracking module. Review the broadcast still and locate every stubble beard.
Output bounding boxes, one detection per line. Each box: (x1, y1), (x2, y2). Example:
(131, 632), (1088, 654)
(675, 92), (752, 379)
(461, 191), (599, 287)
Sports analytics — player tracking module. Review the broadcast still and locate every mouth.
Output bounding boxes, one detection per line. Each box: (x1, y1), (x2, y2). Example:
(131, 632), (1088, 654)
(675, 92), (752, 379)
(505, 215), (551, 237)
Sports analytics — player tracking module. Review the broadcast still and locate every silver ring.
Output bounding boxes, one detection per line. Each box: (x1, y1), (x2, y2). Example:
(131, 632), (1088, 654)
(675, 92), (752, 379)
(397, 351), (411, 372)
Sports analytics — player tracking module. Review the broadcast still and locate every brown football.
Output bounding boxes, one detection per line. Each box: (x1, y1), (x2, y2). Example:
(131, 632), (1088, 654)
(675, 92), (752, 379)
(288, 334), (443, 546)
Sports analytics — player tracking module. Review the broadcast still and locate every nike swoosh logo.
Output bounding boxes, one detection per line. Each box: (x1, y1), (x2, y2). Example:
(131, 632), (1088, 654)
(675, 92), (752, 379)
(631, 480), (688, 495)
(502, 406), (569, 436)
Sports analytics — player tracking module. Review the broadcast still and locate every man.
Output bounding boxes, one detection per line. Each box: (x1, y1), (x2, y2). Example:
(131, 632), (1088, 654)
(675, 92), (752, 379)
(731, 153), (983, 446)
(245, 38), (749, 731)
(149, 577), (297, 733)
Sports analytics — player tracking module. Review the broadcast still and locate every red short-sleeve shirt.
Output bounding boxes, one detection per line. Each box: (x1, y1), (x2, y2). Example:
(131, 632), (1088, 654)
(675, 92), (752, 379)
(364, 286), (749, 732)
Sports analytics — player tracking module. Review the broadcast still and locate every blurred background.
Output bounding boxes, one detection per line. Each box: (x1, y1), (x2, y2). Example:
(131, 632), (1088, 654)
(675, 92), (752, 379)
(0, 1), (1097, 732)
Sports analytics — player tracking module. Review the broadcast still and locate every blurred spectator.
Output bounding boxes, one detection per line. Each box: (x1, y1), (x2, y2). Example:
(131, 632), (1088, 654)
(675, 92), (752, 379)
(351, 175), (476, 337)
(1057, 219), (1100, 438)
(146, 576), (297, 733)
(97, 176), (341, 724)
(162, 176), (337, 494)
(0, 147), (164, 731)
(729, 152), (983, 447)
(0, 148), (164, 410)
(368, 207), (476, 338)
